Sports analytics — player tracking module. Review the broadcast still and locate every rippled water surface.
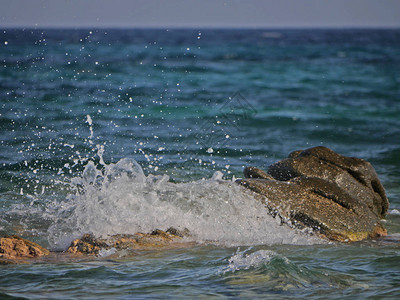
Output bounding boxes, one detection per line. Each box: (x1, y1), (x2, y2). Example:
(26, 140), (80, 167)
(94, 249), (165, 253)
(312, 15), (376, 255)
(1, 29), (400, 299)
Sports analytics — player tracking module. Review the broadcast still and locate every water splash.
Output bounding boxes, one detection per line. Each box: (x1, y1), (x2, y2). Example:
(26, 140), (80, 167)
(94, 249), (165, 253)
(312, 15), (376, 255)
(47, 154), (322, 250)
(220, 247), (338, 291)
(221, 248), (281, 273)
(389, 209), (400, 215)
(86, 114), (94, 144)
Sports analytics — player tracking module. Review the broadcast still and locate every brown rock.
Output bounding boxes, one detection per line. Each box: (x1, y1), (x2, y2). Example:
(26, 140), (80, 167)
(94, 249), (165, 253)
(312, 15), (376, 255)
(67, 228), (191, 256)
(67, 234), (109, 256)
(268, 146), (389, 218)
(244, 166), (275, 180)
(0, 235), (50, 260)
(239, 146), (389, 242)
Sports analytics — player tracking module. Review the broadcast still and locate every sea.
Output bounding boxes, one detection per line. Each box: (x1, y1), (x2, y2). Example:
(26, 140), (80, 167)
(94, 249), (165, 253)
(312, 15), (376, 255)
(1, 28), (400, 299)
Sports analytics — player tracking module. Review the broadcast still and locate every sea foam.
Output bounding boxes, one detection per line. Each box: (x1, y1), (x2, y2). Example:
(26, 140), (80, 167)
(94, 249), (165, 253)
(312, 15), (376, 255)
(47, 156), (321, 250)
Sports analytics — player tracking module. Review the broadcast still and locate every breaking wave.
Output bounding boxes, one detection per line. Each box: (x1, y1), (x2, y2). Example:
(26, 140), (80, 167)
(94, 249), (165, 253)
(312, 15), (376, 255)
(46, 153), (322, 250)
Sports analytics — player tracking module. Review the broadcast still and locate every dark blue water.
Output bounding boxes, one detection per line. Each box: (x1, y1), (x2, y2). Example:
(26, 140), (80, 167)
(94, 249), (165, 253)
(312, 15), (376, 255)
(1, 29), (400, 299)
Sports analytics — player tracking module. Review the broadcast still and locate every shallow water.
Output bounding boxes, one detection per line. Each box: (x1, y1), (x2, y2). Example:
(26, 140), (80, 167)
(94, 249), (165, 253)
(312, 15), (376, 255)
(1, 29), (400, 299)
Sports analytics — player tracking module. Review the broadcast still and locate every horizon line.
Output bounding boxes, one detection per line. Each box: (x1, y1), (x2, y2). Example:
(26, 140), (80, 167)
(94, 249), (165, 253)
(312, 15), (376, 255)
(2, 25), (400, 30)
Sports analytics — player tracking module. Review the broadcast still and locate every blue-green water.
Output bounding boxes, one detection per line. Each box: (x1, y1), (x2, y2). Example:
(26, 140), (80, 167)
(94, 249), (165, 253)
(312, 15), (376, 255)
(1, 29), (400, 299)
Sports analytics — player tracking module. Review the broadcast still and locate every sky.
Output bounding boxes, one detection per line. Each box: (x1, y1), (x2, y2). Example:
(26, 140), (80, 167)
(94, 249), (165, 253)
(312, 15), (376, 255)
(1, 0), (400, 29)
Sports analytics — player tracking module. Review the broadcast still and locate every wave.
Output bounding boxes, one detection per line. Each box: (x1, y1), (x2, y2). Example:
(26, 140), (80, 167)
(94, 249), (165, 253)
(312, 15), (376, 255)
(219, 247), (353, 291)
(45, 154), (322, 250)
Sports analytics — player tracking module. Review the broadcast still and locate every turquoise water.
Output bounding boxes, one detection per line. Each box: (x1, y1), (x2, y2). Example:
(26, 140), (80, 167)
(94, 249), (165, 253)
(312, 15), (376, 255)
(1, 29), (400, 299)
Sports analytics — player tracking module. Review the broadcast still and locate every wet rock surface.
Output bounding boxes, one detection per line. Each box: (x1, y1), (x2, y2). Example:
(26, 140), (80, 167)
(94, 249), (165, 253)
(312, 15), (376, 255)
(239, 146), (389, 242)
(1, 228), (191, 263)
(0, 235), (50, 263)
(67, 228), (191, 256)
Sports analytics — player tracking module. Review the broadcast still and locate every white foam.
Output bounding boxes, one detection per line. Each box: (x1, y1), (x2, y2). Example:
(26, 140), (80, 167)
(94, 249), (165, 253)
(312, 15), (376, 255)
(47, 158), (322, 250)
(221, 248), (282, 273)
(98, 247), (117, 257)
(389, 209), (400, 215)
(86, 114), (94, 143)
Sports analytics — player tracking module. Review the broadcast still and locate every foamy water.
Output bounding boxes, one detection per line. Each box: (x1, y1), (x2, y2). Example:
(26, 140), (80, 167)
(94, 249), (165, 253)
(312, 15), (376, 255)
(47, 153), (321, 250)
(221, 248), (282, 273)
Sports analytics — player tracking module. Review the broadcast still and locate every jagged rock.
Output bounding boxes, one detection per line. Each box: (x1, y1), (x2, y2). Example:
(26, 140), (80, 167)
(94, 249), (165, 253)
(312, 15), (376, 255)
(268, 146), (389, 217)
(66, 233), (109, 256)
(165, 227), (191, 237)
(244, 166), (275, 180)
(67, 228), (191, 256)
(239, 146), (389, 242)
(0, 235), (50, 260)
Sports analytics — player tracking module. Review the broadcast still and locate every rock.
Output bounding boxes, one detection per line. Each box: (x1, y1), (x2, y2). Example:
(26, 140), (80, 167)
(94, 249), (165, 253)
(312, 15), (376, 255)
(268, 146), (389, 218)
(165, 227), (191, 237)
(244, 166), (275, 180)
(67, 228), (191, 256)
(0, 235), (50, 260)
(238, 146), (388, 242)
(66, 233), (109, 256)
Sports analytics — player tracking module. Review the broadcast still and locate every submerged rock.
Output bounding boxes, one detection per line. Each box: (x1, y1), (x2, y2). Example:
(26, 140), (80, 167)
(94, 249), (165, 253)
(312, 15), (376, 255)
(0, 235), (50, 261)
(67, 228), (191, 256)
(238, 146), (389, 242)
(0, 229), (191, 263)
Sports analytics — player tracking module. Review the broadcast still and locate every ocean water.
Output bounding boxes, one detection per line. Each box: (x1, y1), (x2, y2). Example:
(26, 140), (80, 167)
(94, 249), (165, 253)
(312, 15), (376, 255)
(1, 28), (400, 299)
